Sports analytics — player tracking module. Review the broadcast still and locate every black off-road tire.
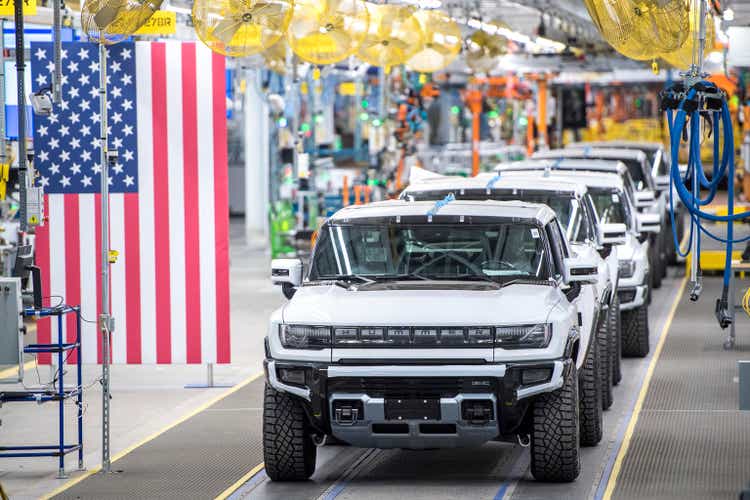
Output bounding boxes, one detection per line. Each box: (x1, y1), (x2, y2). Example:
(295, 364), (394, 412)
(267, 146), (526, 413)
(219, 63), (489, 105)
(610, 295), (622, 386)
(579, 337), (603, 446)
(530, 363), (581, 482)
(650, 240), (663, 290)
(596, 308), (613, 411)
(263, 384), (317, 481)
(621, 304), (650, 358)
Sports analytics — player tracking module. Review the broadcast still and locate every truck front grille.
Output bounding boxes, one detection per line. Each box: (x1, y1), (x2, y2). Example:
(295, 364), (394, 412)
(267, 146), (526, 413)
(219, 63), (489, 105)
(327, 377), (496, 399)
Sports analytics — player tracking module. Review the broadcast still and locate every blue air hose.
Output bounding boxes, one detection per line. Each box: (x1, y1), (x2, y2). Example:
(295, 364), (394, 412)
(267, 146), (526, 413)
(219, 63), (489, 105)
(666, 80), (749, 327)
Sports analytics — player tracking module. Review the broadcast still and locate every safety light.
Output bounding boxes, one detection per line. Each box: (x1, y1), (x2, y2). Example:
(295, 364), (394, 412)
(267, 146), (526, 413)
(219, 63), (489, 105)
(450, 105), (460, 115)
(372, 118), (382, 127)
(359, 112), (369, 121)
(314, 114), (324, 124)
(495, 324), (551, 349)
(361, 99), (369, 108)
(300, 123), (311, 133)
(278, 117), (288, 128)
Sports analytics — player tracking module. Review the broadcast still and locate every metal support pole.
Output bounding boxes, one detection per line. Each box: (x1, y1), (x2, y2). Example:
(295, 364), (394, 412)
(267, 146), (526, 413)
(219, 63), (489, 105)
(0, 19), (7, 169)
(207, 363), (214, 388)
(52, 0), (62, 104)
(14, 0), (27, 232)
(57, 314), (67, 479)
(98, 43), (112, 475)
(688, 0), (708, 296)
(76, 309), (84, 470)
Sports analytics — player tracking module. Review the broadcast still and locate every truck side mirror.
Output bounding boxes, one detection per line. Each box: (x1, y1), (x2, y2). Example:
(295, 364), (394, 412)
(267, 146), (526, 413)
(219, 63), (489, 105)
(599, 223), (627, 247)
(271, 259), (303, 299)
(563, 254), (599, 285)
(634, 190), (657, 210)
(636, 213), (661, 234)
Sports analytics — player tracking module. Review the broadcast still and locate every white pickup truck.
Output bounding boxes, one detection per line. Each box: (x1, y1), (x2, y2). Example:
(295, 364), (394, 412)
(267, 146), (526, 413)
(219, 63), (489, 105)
(494, 161), (655, 359)
(401, 169), (619, 419)
(265, 199), (601, 482)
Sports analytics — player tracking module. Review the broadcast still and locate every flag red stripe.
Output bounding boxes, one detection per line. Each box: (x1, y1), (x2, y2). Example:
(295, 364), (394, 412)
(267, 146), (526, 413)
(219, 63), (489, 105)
(64, 196), (81, 364)
(212, 52), (230, 364)
(36, 195), (51, 364)
(152, 42), (172, 364)
(182, 43), (202, 364)
(124, 193), (142, 363)
(95, 193), (103, 364)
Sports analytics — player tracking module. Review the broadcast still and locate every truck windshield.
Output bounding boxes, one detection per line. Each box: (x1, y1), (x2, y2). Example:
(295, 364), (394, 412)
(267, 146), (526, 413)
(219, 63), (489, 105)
(589, 189), (631, 230)
(309, 222), (550, 283)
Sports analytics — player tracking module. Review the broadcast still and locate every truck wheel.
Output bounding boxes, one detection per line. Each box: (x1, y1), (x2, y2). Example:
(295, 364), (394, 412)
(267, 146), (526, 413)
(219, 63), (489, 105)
(579, 337), (603, 446)
(610, 295), (622, 386)
(650, 242), (663, 289)
(530, 363), (580, 482)
(621, 305), (650, 358)
(263, 384), (317, 481)
(596, 309), (613, 411)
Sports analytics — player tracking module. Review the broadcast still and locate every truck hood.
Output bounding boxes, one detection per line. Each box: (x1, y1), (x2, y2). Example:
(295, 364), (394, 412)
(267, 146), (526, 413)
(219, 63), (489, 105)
(281, 282), (565, 326)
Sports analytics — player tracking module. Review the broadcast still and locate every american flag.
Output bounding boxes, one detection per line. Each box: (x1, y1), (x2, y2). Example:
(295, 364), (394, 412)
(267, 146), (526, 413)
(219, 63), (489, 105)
(31, 41), (231, 365)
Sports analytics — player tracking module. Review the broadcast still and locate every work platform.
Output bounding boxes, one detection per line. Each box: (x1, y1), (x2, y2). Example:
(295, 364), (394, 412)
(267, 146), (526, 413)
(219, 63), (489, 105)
(609, 277), (750, 500)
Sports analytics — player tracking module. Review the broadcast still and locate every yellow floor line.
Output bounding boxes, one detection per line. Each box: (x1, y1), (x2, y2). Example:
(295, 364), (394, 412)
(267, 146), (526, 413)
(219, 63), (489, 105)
(0, 360), (36, 380)
(602, 276), (688, 499)
(214, 462), (266, 500)
(39, 370), (264, 500)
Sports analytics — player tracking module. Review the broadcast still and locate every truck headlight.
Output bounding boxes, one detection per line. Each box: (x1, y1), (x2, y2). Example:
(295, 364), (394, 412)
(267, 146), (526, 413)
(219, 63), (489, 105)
(280, 325), (331, 349)
(495, 324), (551, 349)
(618, 260), (636, 279)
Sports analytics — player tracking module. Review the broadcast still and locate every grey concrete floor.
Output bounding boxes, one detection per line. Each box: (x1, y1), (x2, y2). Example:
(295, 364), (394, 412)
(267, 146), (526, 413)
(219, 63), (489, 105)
(229, 271), (686, 500)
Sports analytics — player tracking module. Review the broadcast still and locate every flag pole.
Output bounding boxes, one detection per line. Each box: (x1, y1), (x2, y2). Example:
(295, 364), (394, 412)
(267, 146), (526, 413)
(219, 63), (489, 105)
(98, 41), (113, 475)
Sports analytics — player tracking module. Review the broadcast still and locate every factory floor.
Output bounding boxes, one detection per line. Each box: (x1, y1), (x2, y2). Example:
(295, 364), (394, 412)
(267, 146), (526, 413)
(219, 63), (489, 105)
(2, 220), (748, 499)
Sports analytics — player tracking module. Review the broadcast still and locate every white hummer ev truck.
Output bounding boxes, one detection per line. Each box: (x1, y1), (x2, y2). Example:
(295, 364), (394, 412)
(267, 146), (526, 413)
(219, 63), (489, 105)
(401, 169), (622, 413)
(494, 163), (655, 358)
(265, 199), (600, 483)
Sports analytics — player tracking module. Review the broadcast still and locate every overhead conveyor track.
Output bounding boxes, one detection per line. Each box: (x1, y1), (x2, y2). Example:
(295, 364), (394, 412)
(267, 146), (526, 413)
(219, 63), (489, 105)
(607, 277), (750, 500)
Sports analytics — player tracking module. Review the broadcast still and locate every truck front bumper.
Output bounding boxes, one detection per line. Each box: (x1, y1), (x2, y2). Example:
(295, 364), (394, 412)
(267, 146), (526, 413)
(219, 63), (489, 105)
(265, 359), (568, 449)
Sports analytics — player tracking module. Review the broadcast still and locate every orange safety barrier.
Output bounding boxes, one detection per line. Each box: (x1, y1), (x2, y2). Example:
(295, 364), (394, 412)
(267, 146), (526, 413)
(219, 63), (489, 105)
(342, 176), (350, 206)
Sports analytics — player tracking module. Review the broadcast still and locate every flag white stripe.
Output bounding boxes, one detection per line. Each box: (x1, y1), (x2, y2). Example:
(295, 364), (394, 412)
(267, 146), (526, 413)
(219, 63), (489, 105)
(78, 194), (98, 364)
(165, 41), (187, 364)
(109, 194), (127, 364)
(136, 42), (157, 364)
(48, 196), (66, 355)
(196, 43), (217, 363)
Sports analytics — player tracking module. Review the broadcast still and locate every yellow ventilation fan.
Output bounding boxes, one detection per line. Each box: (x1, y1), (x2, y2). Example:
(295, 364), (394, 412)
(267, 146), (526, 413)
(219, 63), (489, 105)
(263, 38), (289, 75)
(464, 22), (508, 74)
(406, 9), (462, 73)
(357, 3), (424, 70)
(661, 4), (715, 70)
(583, 0), (690, 61)
(81, 0), (164, 44)
(287, 0), (370, 66)
(192, 0), (294, 57)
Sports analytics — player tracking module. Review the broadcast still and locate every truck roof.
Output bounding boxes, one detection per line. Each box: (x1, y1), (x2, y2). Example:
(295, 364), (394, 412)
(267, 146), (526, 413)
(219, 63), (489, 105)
(533, 147), (647, 162)
(566, 140), (665, 152)
(329, 199), (558, 225)
(495, 158), (627, 175)
(403, 171), (587, 197)
(488, 164), (626, 191)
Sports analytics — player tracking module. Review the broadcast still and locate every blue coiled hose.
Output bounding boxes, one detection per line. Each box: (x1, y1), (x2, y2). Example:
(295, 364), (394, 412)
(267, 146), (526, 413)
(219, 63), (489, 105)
(666, 80), (750, 325)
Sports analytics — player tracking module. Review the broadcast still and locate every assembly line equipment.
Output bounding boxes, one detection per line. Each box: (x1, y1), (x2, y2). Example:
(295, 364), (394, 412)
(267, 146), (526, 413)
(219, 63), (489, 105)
(0, 305), (84, 479)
